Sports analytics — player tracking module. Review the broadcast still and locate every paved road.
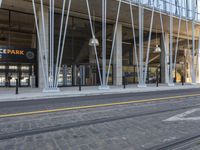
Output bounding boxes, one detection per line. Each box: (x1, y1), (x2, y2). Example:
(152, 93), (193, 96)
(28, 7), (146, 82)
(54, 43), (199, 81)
(0, 88), (200, 114)
(0, 89), (200, 149)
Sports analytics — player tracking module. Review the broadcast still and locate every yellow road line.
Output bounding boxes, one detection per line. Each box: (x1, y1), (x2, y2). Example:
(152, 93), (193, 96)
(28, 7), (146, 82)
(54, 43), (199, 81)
(1, 93), (200, 118)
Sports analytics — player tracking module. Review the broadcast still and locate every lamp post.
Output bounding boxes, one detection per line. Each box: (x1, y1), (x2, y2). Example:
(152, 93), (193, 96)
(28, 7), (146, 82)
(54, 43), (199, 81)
(180, 61), (184, 86)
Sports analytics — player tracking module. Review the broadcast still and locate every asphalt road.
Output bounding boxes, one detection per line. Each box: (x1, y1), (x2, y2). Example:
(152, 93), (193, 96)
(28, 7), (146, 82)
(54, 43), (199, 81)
(0, 88), (200, 149)
(0, 88), (200, 115)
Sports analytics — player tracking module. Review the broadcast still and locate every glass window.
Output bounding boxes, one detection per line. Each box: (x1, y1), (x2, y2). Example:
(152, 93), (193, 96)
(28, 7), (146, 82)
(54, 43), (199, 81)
(54, 14), (113, 86)
(0, 9), (36, 49)
(0, 65), (5, 69)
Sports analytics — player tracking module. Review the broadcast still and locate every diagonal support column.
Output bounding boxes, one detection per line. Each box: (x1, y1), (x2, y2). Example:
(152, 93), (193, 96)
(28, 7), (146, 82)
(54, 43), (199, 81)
(191, 0), (197, 84)
(32, 0), (71, 92)
(99, 0), (110, 90)
(168, 3), (174, 86)
(138, 1), (146, 88)
(197, 32), (200, 83)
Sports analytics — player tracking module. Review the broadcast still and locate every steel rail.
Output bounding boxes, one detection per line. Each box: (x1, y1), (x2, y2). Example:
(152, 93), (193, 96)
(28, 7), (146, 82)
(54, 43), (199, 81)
(0, 104), (199, 141)
(147, 134), (200, 150)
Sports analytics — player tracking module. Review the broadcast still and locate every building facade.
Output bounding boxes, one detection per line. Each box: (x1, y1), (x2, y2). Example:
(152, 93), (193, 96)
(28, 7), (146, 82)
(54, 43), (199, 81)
(0, 0), (200, 91)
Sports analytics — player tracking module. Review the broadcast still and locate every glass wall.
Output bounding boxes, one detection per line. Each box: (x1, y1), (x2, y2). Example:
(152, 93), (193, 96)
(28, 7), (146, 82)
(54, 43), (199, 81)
(0, 9), (37, 87)
(172, 37), (198, 84)
(54, 14), (114, 86)
(122, 25), (199, 84)
(0, 9), (36, 49)
(122, 26), (162, 84)
(125, 0), (200, 21)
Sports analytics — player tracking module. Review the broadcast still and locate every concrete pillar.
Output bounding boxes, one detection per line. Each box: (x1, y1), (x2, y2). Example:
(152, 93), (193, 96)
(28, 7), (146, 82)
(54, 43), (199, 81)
(113, 23), (122, 86)
(38, 8), (49, 89)
(160, 33), (169, 84)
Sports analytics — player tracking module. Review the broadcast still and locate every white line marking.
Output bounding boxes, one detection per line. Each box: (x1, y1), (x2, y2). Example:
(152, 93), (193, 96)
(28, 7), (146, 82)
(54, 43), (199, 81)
(164, 108), (200, 121)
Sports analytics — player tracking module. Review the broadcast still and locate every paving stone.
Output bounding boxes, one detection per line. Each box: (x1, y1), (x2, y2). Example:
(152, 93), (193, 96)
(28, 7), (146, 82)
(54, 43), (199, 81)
(0, 96), (200, 149)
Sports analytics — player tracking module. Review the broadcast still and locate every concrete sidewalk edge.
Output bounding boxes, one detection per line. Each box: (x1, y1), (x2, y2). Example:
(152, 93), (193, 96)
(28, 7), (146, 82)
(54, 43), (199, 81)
(0, 85), (200, 102)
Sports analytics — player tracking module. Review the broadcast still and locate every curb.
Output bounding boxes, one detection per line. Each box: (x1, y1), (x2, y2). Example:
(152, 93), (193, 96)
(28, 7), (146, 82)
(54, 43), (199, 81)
(0, 85), (199, 102)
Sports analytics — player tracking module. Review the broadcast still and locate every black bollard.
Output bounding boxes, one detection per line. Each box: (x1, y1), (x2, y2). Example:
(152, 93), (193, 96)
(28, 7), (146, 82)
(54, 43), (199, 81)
(79, 77), (81, 91)
(182, 75), (184, 86)
(16, 79), (19, 94)
(156, 68), (159, 87)
(123, 76), (126, 89)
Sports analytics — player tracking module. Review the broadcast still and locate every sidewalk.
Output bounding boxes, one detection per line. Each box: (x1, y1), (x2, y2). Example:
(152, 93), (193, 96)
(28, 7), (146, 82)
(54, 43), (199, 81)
(0, 83), (199, 102)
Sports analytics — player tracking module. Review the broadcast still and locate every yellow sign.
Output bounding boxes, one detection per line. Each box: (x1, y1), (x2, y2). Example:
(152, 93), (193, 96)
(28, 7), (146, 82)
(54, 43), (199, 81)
(0, 49), (25, 55)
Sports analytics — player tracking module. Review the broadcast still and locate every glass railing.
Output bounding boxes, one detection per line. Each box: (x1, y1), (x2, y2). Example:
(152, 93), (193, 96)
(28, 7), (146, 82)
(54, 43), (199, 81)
(123, 0), (200, 22)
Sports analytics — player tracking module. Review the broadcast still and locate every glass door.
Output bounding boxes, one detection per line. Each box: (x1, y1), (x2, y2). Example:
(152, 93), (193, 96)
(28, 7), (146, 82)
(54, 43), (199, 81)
(8, 65), (18, 86)
(20, 65), (30, 86)
(58, 65), (72, 86)
(0, 65), (6, 86)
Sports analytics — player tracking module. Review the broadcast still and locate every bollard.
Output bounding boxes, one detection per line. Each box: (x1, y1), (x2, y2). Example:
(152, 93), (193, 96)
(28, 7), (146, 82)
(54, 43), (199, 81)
(156, 68), (159, 87)
(16, 79), (19, 94)
(79, 77), (81, 91)
(123, 76), (126, 89)
(182, 75), (184, 86)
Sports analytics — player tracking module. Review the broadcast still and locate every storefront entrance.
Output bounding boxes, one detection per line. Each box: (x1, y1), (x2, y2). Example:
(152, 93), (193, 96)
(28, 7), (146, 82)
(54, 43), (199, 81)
(58, 64), (101, 87)
(0, 47), (37, 87)
(0, 64), (34, 87)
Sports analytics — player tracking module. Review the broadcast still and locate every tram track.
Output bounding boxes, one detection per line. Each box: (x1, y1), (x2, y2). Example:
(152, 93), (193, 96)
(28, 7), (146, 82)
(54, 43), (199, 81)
(0, 103), (199, 141)
(147, 133), (200, 150)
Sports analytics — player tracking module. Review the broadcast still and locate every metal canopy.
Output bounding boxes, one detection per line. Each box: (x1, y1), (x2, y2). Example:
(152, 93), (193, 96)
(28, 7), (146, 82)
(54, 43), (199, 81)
(1, 0), (200, 90)
(2, 0), (200, 37)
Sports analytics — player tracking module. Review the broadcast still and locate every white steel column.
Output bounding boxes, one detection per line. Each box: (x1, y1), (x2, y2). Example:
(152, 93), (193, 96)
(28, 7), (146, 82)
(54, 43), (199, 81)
(191, 0), (196, 84)
(113, 23), (122, 86)
(138, 0), (146, 88)
(160, 33), (169, 84)
(197, 32), (200, 83)
(143, 2), (155, 84)
(129, 0), (139, 79)
(38, 8), (49, 89)
(99, 0), (109, 89)
(168, 3), (174, 86)
(32, 0), (71, 92)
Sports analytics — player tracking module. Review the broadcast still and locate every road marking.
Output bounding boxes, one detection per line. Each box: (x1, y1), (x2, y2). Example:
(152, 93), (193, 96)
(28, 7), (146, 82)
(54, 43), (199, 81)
(1, 93), (200, 118)
(164, 108), (200, 121)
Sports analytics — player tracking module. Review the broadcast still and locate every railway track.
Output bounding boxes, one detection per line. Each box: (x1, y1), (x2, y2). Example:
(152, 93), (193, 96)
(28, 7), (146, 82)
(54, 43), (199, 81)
(0, 104), (199, 141)
(147, 134), (200, 150)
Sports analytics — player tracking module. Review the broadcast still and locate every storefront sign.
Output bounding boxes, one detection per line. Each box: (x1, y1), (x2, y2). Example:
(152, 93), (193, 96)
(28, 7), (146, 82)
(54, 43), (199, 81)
(0, 49), (25, 55)
(0, 48), (37, 63)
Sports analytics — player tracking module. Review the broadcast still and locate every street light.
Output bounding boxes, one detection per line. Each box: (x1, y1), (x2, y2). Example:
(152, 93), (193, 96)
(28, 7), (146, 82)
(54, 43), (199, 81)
(89, 37), (99, 47)
(153, 45), (161, 53)
(153, 26), (161, 53)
